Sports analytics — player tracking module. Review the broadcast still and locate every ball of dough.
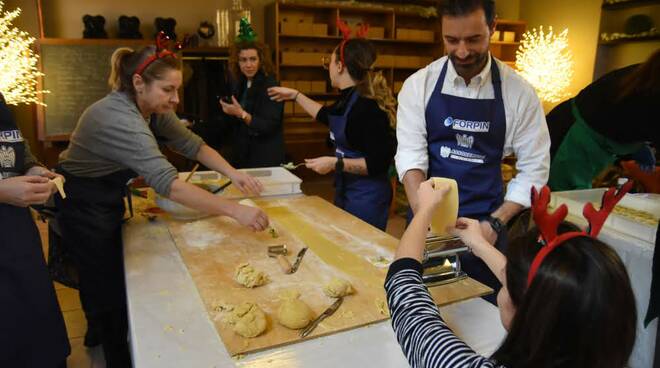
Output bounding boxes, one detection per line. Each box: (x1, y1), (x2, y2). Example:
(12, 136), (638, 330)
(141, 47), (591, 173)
(277, 298), (313, 329)
(225, 302), (267, 338)
(234, 263), (268, 288)
(323, 278), (354, 298)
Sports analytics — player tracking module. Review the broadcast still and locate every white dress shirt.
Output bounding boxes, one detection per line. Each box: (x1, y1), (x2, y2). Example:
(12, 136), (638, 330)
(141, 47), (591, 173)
(395, 55), (550, 207)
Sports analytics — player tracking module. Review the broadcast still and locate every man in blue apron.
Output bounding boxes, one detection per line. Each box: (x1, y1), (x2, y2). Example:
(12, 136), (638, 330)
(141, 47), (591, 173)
(395, 0), (550, 303)
(0, 94), (70, 367)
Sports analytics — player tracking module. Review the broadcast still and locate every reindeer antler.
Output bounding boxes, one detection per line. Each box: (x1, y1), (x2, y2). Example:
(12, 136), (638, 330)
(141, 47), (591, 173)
(356, 23), (370, 38)
(155, 31), (170, 52)
(583, 180), (633, 236)
(526, 182), (633, 287)
(134, 31), (181, 76)
(336, 18), (352, 40)
(531, 186), (568, 244)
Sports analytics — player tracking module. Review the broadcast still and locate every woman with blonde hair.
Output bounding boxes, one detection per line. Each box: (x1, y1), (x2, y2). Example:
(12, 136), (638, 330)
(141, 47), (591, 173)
(268, 33), (397, 230)
(56, 35), (267, 366)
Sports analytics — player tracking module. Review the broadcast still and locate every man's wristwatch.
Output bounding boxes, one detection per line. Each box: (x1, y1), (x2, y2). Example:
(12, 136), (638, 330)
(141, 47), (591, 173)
(335, 156), (344, 172)
(485, 215), (505, 236)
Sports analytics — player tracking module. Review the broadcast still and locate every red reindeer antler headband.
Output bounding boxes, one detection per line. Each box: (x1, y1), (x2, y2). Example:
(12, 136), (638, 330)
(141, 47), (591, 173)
(336, 18), (369, 65)
(134, 31), (183, 76)
(527, 181), (633, 287)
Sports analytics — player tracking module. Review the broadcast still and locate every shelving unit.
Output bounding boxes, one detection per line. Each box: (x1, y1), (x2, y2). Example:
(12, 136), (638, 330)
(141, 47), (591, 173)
(593, 0), (660, 77)
(265, 1), (526, 170)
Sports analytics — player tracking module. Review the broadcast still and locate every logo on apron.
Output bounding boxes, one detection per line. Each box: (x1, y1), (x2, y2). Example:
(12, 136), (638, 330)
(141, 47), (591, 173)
(456, 134), (474, 149)
(0, 129), (22, 143)
(0, 145), (16, 169)
(443, 116), (490, 133)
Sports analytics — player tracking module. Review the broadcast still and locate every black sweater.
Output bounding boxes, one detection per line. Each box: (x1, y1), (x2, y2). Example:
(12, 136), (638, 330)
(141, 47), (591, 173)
(316, 87), (396, 177)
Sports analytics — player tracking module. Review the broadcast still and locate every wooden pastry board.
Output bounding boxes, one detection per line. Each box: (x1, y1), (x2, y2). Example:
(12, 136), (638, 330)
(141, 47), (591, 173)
(164, 195), (491, 356)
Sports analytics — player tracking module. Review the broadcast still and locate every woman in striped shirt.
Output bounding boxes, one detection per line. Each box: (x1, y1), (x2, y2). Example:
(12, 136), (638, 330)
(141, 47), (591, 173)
(385, 179), (637, 367)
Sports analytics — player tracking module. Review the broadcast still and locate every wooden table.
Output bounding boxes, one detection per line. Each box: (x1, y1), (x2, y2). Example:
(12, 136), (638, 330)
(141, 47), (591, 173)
(124, 194), (496, 366)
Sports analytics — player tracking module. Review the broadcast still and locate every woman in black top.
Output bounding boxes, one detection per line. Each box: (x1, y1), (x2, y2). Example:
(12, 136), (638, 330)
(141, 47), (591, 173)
(220, 41), (284, 168)
(268, 38), (397, 230)
(0, 94), (70, 367)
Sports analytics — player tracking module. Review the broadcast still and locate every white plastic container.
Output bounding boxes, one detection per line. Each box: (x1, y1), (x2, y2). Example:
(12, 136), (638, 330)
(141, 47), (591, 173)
(550, 189), (659, 243)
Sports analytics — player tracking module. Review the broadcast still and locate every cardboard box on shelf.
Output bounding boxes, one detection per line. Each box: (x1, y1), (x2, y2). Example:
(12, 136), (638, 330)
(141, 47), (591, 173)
(416, 30), (434, 42)
(312, 23), (328, 36)
(490, 30), (501, 41)
(297, 22), (313, 36)
(367, 26), (385, 39)
(311, 81), (326, 93)
(281, 80), (296, 89)
(374, 54), (394, 68)
(281, 21), (297, 35)
(502, 31), (516, 42)
(281, 52), (324, 66)
(396, 28), (410, 40)
(295, 80), (312, 93)
(284, 101), (294, 115)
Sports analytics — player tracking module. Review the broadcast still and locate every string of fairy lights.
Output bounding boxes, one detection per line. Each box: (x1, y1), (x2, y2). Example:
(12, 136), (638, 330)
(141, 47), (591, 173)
(0, 2), (47, 106)
(516, 26), (574, 104)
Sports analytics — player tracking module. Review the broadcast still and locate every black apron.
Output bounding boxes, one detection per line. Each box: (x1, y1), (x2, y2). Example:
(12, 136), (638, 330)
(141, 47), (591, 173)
(0, 99), (70, 367)
(55, 167), (136, 367)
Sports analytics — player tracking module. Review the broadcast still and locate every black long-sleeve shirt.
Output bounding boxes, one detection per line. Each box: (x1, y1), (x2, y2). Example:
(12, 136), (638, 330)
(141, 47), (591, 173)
(316, 87), (396, 177)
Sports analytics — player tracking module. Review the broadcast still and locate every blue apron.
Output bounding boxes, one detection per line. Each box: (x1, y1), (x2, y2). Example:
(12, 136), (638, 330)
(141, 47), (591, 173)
(329, 90), (392, 230)
(425, 57), (507, 303)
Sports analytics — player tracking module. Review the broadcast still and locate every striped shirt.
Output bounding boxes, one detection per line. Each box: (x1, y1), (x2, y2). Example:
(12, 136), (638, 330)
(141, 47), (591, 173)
(384, 258), (503, 368)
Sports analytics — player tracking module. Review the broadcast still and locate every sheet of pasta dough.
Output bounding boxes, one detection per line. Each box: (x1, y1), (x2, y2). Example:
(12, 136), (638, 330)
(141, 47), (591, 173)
(430, 177), (458, 237)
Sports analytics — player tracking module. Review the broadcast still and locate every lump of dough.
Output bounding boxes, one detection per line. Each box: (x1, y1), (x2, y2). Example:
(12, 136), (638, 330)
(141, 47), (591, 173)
(323, 278), (354, 298)
(277, 292), (314, 329)
(225, 302), (267, 338)
(234, 263), (269, 288)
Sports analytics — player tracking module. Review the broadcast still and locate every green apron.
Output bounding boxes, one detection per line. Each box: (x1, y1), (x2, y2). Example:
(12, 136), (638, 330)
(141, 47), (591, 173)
(548, 99), (642, 191)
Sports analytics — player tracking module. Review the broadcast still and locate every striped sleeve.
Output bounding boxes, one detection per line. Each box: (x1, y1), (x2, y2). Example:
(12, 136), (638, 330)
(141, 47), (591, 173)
(384, 258), (502, 368)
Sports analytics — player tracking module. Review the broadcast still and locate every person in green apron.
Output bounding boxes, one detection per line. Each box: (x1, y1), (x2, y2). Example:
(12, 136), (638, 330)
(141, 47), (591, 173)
(0, 94), (70, 367)
(547, 49), (659, 191)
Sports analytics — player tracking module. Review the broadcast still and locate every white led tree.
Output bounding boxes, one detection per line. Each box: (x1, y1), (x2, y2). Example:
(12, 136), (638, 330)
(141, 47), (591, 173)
(0, 1), (47, 105)
(516, 26), (574, 103)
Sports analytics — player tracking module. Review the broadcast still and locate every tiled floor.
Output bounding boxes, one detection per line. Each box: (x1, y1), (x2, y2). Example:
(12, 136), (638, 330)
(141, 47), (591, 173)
(37, 178), (407, 367)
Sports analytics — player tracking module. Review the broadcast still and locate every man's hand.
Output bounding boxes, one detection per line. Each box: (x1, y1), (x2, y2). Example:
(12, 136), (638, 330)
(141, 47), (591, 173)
(0, 176), (53, 207)
(231, 203), (269, 232)
(26, 166), (65, 195)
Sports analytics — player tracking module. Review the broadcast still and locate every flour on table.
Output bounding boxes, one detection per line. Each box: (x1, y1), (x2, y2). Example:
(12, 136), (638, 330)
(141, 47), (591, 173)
(180, 221), (225, 249)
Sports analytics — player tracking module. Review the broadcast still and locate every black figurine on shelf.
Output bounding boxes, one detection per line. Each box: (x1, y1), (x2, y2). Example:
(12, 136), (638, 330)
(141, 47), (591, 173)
(154, 17), (177, 40)
(118, 16), (142, 39)
(82, 15), (108, 39)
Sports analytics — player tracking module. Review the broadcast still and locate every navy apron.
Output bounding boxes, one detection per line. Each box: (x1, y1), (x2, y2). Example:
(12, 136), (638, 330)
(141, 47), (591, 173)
(329, 90), (392, 230)
(425, 57), (507, 303)
(55, 167), (136, 368)
(0, 98), (70, 367)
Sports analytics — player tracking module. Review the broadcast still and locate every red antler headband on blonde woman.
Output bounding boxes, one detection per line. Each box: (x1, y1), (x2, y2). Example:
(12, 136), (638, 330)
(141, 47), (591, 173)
(527, 180), (634, 287)
(134, 31), (183, 76)
(336, 18), (369, 65)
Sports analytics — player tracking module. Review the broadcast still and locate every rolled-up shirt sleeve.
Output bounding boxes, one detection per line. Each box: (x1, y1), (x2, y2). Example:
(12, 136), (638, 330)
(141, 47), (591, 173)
(395, 72), (429, 182)
(504, 84), (550, 207)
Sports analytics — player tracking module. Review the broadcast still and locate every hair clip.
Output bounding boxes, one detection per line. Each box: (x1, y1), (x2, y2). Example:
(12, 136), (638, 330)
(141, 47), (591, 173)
(527, 181), (633, 287)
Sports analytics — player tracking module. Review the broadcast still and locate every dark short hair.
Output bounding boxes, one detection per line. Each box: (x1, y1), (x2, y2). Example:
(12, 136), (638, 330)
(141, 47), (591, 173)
(441, 0), (496, 26)
(492, 223), (637, 367)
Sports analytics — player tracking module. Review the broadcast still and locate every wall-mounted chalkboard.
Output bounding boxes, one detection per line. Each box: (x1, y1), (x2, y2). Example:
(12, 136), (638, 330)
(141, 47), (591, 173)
(37, 39), (150, 141)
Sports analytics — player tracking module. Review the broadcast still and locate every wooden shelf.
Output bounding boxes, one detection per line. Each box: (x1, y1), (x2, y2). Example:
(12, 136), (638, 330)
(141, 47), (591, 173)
(602, 0), (660, 10)
(599, 34), (660, 45)
(280, 34), (437, 44)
